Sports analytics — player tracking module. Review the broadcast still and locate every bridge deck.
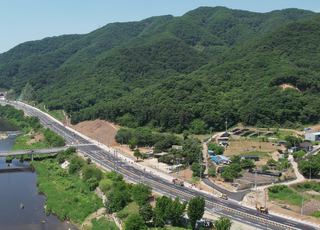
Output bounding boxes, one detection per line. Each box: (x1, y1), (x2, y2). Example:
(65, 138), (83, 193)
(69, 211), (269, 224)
(0, 146), (72, 157)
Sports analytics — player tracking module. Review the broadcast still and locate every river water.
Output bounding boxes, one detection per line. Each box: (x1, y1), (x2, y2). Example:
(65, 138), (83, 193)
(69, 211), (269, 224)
(0, 122), (79, 229)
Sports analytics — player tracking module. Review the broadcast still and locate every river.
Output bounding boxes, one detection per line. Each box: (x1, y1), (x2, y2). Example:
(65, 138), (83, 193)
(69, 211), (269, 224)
(0, 122), (79, 230)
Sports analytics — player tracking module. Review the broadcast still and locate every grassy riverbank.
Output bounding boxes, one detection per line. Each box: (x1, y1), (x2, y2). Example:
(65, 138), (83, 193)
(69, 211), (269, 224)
(30, 155), (104, 225)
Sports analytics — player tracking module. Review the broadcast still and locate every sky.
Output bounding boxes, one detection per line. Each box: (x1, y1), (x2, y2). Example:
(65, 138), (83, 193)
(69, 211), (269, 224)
(0, 0), (319, 54)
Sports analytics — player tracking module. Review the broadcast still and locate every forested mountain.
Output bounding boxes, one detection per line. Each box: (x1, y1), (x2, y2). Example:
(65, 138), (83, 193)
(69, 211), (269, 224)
(0, 7), (317, 132)
(105, 14), (320, 132)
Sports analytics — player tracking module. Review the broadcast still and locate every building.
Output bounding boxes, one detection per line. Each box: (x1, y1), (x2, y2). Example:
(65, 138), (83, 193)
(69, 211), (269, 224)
(288, 147), (298, 153)
(299, 142), (313, 152)
(172, 145), (183, 150)
(207, 150), (214, 155)
(211, 155), (230, 165)
(241, 155), (259, 162)
(305, 132), (320, 141)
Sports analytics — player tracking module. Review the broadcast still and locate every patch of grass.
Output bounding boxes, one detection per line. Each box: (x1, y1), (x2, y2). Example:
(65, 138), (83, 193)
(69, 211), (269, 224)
(311, 211), (320, 218)
(148, 225), (187, 230)
(31, 158), (103, 224)
(10, 134), (46, 151)
(241, 151), (269, 157)
(48, 110), (66, 121)
(268, 185), (303, 206)
(91, 217), (119, 230)
(191, 176), (200, 182)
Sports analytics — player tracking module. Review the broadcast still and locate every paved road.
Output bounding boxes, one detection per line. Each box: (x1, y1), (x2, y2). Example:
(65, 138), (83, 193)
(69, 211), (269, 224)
(8, 101), (320, 230)
(202, 178), (251, 201)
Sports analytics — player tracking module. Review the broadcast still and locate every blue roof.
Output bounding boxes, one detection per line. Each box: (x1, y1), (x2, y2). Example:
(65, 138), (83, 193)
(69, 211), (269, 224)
(211, 155), (229, 162)
(208, 150), (214, 153)
(211, 156), (218, 162)
(305, 128), (312, 131)
(290, 147), (298, 149)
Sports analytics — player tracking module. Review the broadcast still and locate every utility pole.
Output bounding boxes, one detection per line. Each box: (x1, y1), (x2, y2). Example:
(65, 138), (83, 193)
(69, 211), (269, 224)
(199, 150), (202, 181)
(301, 187), (305, 219)
(143, 168), (146, 184)
(113, 149), (116, 173)
(225, 117), (228, 133)
(210, 127), (212, 140)
(310, 166), (311, 180)
(122, 137), (123, 152)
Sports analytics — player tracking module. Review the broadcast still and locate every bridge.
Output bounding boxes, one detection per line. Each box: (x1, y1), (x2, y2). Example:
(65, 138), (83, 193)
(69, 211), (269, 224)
(0, 131), (22, 135)
(0, 146), (71, 161)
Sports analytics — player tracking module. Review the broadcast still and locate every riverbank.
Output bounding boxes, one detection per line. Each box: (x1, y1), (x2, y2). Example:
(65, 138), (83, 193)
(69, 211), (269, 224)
(29, 148), (119, 230)
(0, 134), (8, 139)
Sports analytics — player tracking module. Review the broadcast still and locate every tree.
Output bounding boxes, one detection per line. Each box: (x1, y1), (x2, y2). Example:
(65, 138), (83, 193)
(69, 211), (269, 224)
(85, 178), (99, 191)
(293, 150), (306, 161)
(82, 167), (103, 182)
(207, 142), (224, 155)
(267, 158), (278, 166)
(125, 213), (147, 230)
(221, 171), (233, 182)
(230, 155), (241, 164)
(187, 196), (205, 229)
(285, 136), (302, 149)
(134, 149), (142, 162)
(214, 216), (233, 230)
(183, 130), (189, 140)
(190, 162), (206, 177)
(262, 165), (269, 172)
(208, 168), (216, 177)
(153, 196), (172, 227)
(171, 197), (187, 226)
(240, 159), (254, 169)
(132, 183), (152, 206)
(129, 137), (138, 150)
(139, 203), (153, 222)
(86, 158), (91, 164)
(57, 154), (65, 164)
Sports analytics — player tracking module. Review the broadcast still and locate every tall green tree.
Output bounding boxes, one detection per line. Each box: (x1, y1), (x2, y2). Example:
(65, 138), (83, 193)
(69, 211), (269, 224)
(153, 196), (172, 227)
(125, 213), (147, 230)
(139, 203), (153, 222)
(187, 196), (205, 229)
(134, 149), (142, 162)
(214, 216), (233, 230)
(170, 197), (187, 226)
(132, 183), (152, 206)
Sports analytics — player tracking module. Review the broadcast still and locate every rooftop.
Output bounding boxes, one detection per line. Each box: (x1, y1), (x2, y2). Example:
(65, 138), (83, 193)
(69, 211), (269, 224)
(299, 142), (313, 147)
(307, 132), (320, 136)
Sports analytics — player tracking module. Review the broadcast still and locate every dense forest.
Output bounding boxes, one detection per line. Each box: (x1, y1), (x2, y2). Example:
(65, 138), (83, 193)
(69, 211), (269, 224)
(0, 7), (318, 133)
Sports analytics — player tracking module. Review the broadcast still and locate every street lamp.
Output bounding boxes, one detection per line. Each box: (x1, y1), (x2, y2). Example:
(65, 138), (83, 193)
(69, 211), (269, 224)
(121, 137), (123, 152)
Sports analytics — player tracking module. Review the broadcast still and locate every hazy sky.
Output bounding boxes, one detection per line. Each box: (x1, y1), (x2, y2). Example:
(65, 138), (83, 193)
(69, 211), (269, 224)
(1, 0), (319, 54)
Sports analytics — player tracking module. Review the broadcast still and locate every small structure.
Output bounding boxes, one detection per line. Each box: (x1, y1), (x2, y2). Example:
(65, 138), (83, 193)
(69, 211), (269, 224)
(299, 142), (313, 152)
(305, 132), (320, 141)
(147, 152), (154, 157)
(218, 166), (227, 173)
(211, 155), (230, 165)
(288, 147), (298, 153)
(218, 137), (229, 142)
(241, 155), (259, 162)
(221, 132), (230, 138)
(207, 150), (214, 155)
(154, 152), (167, 158)
(219, 142), (229, 147)
(172, 145), (183, 150)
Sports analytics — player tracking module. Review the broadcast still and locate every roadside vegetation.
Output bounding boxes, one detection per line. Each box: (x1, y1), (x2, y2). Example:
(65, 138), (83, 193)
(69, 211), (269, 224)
(0, 104), (65, 162)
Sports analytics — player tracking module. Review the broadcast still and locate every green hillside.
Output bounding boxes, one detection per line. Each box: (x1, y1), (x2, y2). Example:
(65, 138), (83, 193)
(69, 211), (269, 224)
(0, 7), (317, 132)
(103, 14), (320, 132)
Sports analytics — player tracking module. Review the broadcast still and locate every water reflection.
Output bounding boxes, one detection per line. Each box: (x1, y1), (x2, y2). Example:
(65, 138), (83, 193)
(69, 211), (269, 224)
(0, 135), (79, 230)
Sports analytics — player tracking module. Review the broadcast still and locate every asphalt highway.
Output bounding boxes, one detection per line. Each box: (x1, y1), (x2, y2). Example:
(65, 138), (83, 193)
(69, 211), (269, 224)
(9, 101), (320, 230)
